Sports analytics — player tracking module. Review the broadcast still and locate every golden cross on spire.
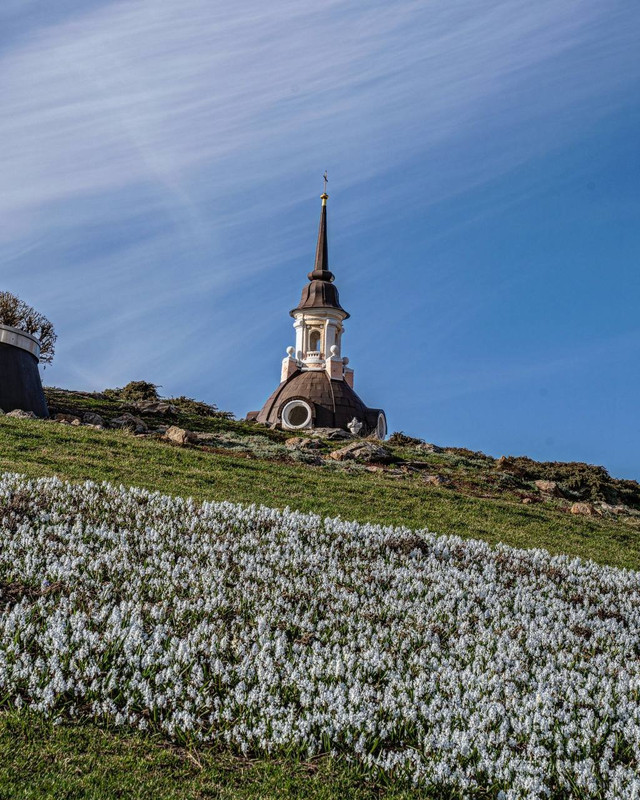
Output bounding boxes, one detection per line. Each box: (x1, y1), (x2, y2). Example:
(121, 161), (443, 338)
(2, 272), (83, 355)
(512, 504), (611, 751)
(321, 171), (329, 205)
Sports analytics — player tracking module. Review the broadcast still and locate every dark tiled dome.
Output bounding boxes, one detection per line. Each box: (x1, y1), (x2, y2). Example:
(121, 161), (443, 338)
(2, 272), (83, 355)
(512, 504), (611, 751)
(292, 279), (347, 317)
(256, 369), (379, 432)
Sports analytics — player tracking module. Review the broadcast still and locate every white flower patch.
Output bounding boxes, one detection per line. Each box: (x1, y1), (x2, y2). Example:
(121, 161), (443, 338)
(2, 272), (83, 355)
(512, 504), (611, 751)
(1, 472), (640, 798)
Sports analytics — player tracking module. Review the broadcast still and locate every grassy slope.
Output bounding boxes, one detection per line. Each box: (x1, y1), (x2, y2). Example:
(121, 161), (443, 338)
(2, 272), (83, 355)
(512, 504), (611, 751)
(1, 406), (639, 799)
(1, 416), (639, 570)
(0, 714), (434, 800)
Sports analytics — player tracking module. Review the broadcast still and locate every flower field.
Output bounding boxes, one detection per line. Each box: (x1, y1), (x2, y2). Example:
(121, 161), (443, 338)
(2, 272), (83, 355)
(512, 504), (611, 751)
(1, 473), (639, 798)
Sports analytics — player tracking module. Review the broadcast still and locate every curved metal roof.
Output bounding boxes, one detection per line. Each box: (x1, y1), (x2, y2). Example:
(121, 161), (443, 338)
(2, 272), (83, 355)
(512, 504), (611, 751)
(256, 369), (377, 431)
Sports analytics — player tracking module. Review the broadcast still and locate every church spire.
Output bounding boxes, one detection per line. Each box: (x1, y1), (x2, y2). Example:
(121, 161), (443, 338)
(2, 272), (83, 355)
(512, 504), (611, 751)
(292, 187), (347, 318)
(309, 188), (333, 281)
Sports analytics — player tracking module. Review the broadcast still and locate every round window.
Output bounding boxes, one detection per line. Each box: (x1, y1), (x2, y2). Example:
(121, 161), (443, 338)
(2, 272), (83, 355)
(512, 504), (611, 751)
(376, 412), (387, 440)
(282, 400), (312, 429)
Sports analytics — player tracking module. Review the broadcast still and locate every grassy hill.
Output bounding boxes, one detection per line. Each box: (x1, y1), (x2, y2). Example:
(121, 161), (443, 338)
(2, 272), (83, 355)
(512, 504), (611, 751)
(1, 385), (639, 799)
(0, 386), (638, 570)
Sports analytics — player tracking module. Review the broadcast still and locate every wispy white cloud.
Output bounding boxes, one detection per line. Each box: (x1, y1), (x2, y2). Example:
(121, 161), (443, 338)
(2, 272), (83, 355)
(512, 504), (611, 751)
(0, 0), (637, 402)
(1, 0), (634, 220)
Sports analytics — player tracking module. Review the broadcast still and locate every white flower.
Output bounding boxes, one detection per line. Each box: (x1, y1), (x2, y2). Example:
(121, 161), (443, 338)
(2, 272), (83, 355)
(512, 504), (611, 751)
(1, 472), (639, 798)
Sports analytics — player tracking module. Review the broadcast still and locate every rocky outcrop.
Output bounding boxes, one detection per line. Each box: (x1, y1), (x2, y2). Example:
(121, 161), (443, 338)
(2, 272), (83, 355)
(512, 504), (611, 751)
(131, 400), (179, 416)
(82, 412), (105, 428)
(6, 409), (37, 419)
(496, 456), (523, 475)
(415, 442), (444, 454)
(310, 427), (352, 440)
(163, 425), (196, 446)
(570, 502), (595, 516)
(55, 413), (81, 425)
(535, 479), (563, 497)
(285, 437), (321, 450)
(329, 441), (392, 463)
(110, 414), (147, 434)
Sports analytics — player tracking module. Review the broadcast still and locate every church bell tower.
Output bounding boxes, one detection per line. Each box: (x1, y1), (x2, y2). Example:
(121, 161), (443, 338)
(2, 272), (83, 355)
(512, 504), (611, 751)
(283, 190), (353, 386)
(252, 187), (386, 438)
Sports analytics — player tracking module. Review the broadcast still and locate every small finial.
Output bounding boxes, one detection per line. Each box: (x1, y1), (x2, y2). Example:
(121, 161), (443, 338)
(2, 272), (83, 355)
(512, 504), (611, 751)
(321, 170), (329, 205)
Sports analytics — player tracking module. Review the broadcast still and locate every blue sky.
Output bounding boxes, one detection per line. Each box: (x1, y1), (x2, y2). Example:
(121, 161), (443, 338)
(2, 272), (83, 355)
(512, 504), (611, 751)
(2, 0), (639, 478)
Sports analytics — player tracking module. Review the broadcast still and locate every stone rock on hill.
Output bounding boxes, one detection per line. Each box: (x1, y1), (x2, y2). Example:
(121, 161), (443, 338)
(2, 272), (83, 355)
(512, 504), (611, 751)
(131, 400), (180, 416)
(163, 425), (197, 446)
(55, 413), (82, 425)
(423, 474), (450, 486)
(82, 412), (105, 428)
(571, 502), (596, 516)
(285, 437), (321, 450)
(535, 479), (562, 497)
(329, 441), (392, 463)
(310, 427), (352, 440)
(110, 413), (147, 434)
(415, 442), (444, 454)
(6, 409), (37, 419)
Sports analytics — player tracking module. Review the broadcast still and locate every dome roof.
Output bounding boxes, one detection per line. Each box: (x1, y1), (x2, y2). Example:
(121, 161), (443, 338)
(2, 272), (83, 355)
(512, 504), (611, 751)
(256, 369), (378, 431)
(292, 279), (347, 317)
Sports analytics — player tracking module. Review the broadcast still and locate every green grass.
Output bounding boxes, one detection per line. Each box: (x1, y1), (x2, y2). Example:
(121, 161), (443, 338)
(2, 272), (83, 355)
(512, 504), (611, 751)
(0, 712), (440, 800)
(1, 416), (639, 570)
(44, 385), (285, 441)
(1, 413), (638, 799)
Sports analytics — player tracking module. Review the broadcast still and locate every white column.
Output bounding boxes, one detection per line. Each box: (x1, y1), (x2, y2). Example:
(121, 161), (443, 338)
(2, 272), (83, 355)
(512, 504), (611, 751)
(325, 322), (339, 357)
(293, 315), (305, 361)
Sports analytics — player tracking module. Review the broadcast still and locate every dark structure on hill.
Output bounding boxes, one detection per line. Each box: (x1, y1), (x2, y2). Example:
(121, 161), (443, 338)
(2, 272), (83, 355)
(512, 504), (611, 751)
(0, 324), (49, 417)
(250, 189), (386, 438)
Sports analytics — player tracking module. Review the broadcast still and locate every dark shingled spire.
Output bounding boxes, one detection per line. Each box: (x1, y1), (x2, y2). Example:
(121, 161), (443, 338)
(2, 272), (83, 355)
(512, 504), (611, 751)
(308, 193), (332, 281)
(291, 192), (349, 318)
